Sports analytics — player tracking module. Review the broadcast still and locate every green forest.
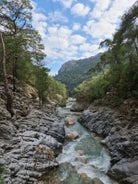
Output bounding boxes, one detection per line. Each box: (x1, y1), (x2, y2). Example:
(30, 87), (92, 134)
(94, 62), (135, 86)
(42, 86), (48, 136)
(75, 2), (138, 105)
(0, 0), (66, 117)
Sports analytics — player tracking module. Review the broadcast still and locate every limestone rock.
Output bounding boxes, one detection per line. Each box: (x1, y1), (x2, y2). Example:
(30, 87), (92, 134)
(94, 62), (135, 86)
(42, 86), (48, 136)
(70, 102), (85, 112)
(65, 132), (80, 140)
(79, 173), (89, 179)
(93, 178), (104, 184)
(64, 117), (75, 126)
(76, 150), (84, 156)
(78, 106), (138, 184)
(0, 105), (65, 184)
(108, 159), (138, 179)
(75, 156), (87, 164)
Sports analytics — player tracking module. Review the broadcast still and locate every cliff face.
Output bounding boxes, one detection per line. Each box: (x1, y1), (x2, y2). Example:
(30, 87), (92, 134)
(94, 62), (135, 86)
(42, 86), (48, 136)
(55, 53), (101, 94)
(58, 60), (77, 73)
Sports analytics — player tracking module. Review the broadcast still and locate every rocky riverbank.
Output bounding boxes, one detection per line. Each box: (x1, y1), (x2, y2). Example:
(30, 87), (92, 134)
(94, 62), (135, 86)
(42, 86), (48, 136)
(0, 85), (65, 184)
(78, 104), (138, 184)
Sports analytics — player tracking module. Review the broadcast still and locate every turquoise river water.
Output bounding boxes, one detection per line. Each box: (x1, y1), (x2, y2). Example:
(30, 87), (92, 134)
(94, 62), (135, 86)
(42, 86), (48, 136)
(42, 99), (118, 184)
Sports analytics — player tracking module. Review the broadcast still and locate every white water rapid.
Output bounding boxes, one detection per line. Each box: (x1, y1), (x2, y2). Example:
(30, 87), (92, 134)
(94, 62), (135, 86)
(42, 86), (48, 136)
(41, 99), (118, 184)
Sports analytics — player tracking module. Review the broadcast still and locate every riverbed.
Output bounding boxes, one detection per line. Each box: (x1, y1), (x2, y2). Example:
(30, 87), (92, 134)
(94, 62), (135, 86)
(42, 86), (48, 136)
(40, 100), (118, 184)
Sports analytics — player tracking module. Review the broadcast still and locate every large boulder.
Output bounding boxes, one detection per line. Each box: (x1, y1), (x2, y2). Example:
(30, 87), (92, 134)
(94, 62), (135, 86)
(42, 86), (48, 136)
(70, 102), (86, 112)
(108, 158), (138, 183)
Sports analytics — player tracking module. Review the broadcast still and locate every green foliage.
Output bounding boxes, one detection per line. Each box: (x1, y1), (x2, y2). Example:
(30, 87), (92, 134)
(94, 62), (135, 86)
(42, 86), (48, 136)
(0, 165), (4, 173)
(76, 2), (138, 104)
(0, 180), (4, 184)
(101, 2), (138, 98)
(34, 65), (49, 105)
(75, 71), (110, 102)
(34, 133), (40, 139)
(116, 59), (138, 98)
(0, 0), (67, 106)
(0, 164), (5, 184)
(0, 0), (32, 34)
(47, 76), (67, 105)
(16, 59), (34, 83)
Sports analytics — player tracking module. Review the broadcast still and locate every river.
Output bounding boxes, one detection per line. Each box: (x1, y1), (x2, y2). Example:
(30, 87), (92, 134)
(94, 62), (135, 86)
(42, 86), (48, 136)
(41, 99), (118, 184)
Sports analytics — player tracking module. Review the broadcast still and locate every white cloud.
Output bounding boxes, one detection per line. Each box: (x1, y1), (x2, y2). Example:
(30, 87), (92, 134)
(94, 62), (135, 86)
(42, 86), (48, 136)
(71, 35), (86, 44)
(45, 26), (86, 59)
(71, 3), (90, 16)
(72, 23), (81, 31)
(79, 43), (100, 58)
(58, 26), (72, 38)
(83, 19), (116, 39)
(90, 0), (111, 19)
(53, 0), (73, 8)
(31, 2), (47, 39)
(84, 0), (136, 40)
(31, 2), (81, 62)
(46, 26), (70, 50)
(104, 0), (136, 24)
(48, 11), (68, 23)
(79, 43), (98, 52)
(31, 0), (136, 75)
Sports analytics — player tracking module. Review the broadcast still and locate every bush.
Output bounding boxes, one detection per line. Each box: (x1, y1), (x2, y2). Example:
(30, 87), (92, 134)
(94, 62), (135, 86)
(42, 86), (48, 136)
(75, 72), (110, 103)
(0, 164), (5, 184)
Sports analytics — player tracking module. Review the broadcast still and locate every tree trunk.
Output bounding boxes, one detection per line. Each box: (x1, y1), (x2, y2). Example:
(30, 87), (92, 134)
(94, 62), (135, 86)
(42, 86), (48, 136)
(134, 39), (138, 56)
(0, 32), (14, 117)
(12, 57), (18, 92)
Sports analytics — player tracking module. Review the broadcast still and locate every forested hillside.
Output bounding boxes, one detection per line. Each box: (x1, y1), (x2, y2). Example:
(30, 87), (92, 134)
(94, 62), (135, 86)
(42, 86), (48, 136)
(75, 2), (138, 106)
(55, 53), (101, 95)
(0, 0), (66, 117)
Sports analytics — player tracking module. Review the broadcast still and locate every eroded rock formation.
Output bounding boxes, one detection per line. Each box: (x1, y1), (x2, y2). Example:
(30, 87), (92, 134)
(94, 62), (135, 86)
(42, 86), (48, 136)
(78, 106), (138, 184)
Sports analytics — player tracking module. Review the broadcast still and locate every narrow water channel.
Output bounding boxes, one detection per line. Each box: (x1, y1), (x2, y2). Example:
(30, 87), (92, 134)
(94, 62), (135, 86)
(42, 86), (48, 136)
(42, 99), (118, 184)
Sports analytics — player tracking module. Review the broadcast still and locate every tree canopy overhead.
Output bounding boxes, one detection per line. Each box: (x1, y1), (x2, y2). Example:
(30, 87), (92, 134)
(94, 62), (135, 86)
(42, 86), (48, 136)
(0, 0), (32, 35)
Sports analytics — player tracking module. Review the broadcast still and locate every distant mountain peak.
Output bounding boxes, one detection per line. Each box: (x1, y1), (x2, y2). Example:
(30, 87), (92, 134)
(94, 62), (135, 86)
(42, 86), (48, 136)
(55, 53), (102, 94)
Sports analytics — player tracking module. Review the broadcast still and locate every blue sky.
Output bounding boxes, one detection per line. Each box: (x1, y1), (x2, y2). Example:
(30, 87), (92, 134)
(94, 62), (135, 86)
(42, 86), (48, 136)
(31, 0), (136, 75)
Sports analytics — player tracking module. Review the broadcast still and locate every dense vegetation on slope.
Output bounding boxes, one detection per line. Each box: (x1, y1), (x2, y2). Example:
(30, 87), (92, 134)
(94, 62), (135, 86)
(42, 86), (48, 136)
(55, 53), (101, 95)
(75, 2), (138, 105)
(0, 0), (66, 117)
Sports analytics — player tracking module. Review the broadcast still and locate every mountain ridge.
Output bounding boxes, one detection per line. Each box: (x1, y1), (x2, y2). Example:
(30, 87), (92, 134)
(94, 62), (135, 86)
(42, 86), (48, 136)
(55, 53), (102, 94)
